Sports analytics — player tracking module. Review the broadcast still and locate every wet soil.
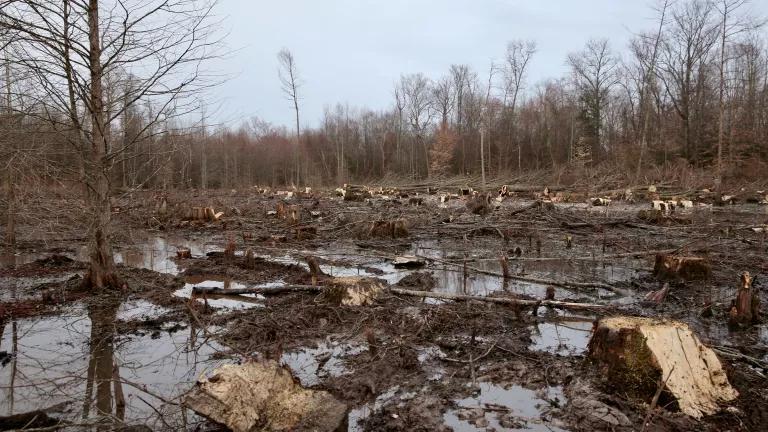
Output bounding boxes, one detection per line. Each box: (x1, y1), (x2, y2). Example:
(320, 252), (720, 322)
(1, 187), (766, 431)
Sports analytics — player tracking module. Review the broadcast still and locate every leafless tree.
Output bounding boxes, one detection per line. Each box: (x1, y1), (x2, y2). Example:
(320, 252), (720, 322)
(0, 0), (222, 289)
(432, 75), (455, 128)
(480, 62), (498, 189)
(503, 40), (536, 172)
(568, 38), (620, 162)
(634, 0), (670, 181)
(658, 0), (720, 162)
(714, 0), (763, 182)
(399, 73), (434, 177)
(277, 48), (302, 186)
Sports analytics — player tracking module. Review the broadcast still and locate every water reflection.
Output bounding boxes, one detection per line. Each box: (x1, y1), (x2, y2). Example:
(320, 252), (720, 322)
(82, 299), (123, 423)
(443, 382), (568, 431)
(1, 235), (211, 275)
(0, 300), (223, 429)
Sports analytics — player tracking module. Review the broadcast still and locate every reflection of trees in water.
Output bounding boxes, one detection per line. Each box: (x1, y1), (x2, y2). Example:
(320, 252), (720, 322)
(1, 319), (19, 415)
(82, 298), (125, 425)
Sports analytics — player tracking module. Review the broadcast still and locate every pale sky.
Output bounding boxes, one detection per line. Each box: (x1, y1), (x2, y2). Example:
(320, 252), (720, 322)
(210, 0), (768, 128)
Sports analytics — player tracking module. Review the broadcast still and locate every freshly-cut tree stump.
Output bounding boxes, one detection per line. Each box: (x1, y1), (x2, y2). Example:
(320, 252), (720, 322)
(466, 193), (492, 215)
(186, 206), (222, 222)
(729, 272), (760, 327)
(589, 317), (737, 419)
(322, 277), (385, 306)
(653, 254), (710, 280)
(367, 219), (408, 239)
(185, 360), (347, 432)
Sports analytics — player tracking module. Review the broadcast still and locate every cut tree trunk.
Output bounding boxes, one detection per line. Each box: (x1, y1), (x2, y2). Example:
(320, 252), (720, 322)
(729, 272), (760, 327)
(185, 360), (347, 432)
(589, 316), (737, 418)
(653, 255), (710, 280)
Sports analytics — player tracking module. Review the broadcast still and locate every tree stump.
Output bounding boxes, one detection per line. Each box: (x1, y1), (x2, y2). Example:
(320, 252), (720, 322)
(185, 361), (347, 432)
(589, 316), (737, 418)
(653, 254), (710, 280)
(729, 272), (760, 327)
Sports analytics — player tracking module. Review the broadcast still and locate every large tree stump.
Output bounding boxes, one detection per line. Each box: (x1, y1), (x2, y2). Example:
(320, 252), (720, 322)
(729, 272), (760, 327)
(367, 219), (408, 239)
(323, 277), (385, 306)
(185, 361), (347, 432)
(466, 193), (492, 215)
(653, 254), (710, 280)
(589, 317), (737, 418)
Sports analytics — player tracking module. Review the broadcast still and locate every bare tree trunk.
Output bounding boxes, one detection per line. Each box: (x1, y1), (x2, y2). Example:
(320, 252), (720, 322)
(4, 52), (14, 247)
(480, 127), (486, 188)
(200, 108), (208, 190)
(84, 0), (119, 290)
(635, 0), (668, 182)
(5, 170), (13, 247)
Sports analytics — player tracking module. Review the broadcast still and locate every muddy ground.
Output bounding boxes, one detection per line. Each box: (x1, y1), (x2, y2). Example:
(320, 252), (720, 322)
(0, 184), (767, 431)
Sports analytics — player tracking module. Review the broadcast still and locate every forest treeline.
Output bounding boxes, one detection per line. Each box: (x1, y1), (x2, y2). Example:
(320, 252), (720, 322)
(3, 0), (768, 190)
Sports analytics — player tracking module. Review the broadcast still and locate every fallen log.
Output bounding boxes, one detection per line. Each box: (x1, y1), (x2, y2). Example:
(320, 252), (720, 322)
(589, 316), (737, 419)
(193, 285), (322, 296)
(388, 288), (608, 310)
(191, 284), (609, 311)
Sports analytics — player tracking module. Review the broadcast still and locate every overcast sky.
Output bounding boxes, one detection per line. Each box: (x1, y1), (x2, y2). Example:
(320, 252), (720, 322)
(210, 0), (768, 129)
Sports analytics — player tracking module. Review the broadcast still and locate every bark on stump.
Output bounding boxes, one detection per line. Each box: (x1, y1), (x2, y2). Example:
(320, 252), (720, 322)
(589, 316), (737, 418)
(729, 272), (760, 327)
(367, 220), (409, 239)
(653, 255), (711, 280)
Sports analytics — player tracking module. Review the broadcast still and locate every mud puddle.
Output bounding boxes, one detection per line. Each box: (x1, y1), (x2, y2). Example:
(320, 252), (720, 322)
(256, 239), (642, 302)
(530, 318), (594, 356)
(0, 300), (225, 429)
(280, 338), (367, 387)
(443, 382), (568, 431)
(1, 235), (213, 275)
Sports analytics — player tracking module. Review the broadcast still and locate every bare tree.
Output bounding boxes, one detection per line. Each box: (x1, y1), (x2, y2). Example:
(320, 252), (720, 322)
(714, 0), (763, 183)
(658, 0), (719, 162)
(503, 40), (536, 172)
(480, 63), (497, 189)
(399, 73), (434, 178)
(277, 48), (302, 186)
(568, 38), (620, 162)
(432, 75), (455, 128)
(0, 0), (221, 289)
(634, 0), (670, 181)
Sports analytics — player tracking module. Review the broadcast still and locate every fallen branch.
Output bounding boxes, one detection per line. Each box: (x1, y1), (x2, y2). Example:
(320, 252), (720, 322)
(192, 285), (610, 311)
(388, 287), (608, 310)
(192, 285), (321, 296)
